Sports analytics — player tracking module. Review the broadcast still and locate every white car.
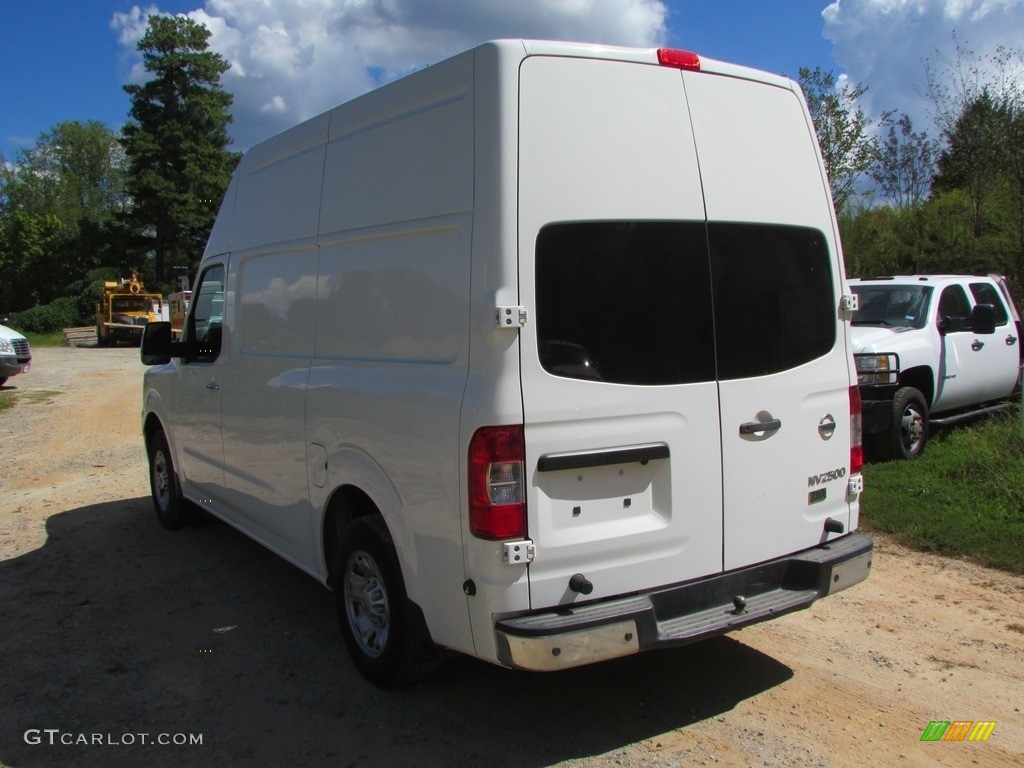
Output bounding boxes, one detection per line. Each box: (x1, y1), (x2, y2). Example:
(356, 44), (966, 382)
(0, 323), (32, 386)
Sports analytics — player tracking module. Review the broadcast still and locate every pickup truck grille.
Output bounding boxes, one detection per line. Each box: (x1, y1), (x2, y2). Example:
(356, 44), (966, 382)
(11, 338), (31, 361)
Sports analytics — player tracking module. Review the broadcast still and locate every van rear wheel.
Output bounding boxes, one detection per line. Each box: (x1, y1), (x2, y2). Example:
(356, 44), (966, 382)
(334, 516), (437, 688)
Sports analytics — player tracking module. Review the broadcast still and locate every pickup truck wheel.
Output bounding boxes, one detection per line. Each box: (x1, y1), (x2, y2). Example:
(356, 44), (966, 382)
(148, 429), (188, 529)
(883, 387), (929, 460)
(334, 517), (437, 688)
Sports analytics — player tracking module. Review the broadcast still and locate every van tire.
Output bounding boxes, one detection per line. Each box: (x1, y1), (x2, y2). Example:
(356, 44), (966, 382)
(334, 516), (437, 688)
(148, 429), (189, 529)
(880, 387), (929, 460)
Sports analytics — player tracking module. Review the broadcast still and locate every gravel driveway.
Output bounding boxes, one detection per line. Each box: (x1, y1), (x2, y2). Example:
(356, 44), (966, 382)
(1, 347), (1022, 767)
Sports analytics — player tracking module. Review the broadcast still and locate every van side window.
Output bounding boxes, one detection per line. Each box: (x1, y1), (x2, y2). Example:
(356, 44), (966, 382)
(189, 264), (225, 363)
(969, 282), (1009, 326)
(937, 285), (971, 332)
(536, 222), (715, 385)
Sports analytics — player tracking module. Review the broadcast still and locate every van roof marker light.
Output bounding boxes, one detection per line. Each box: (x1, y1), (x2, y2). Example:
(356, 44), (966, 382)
(657, 48), (701, 71)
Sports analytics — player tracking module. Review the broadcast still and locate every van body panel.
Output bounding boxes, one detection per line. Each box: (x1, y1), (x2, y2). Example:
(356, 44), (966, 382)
(219, 245), (318, 570)
(320, 51), (474, 235)
(232, 114), (329, 252)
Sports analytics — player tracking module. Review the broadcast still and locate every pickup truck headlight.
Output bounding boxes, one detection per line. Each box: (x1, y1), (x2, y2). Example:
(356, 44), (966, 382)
(854, 353), (899, 385)
(0, 338), (13, 354)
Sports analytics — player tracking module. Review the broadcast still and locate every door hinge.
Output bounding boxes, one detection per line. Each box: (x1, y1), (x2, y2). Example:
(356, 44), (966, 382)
(841, 293), (859, 314)
(847, 475), (864, 499)
(503, 540), (535, 565)
(496, 306), (528, 328)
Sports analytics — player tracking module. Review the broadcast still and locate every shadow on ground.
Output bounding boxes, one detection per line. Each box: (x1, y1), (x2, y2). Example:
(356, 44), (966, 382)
(0, 499), (793, 767)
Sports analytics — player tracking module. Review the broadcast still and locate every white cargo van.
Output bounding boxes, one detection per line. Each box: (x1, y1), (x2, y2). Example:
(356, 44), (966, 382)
(141, 40), (872, 687)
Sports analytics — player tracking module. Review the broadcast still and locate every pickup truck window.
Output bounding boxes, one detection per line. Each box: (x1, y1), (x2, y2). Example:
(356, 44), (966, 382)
(536, 221), (834, 384)
(850, 285), (932, 329)
(969, 282), (1010, 325)
(938, 285), (972, 332)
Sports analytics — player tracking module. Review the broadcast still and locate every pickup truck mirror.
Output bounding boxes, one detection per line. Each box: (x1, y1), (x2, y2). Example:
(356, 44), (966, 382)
(971, 303), (996, 335)
(141, 321), (190, 365)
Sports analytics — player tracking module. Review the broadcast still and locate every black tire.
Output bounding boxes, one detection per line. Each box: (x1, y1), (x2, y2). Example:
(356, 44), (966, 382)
(333, 516), (437, 688)
(147, 429), (189, 529)
(0, 377), (7, 386)
(879, 386), (929, 460)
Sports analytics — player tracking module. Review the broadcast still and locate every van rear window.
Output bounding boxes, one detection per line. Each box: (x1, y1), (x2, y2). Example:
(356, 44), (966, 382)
(536, 222), (835, 384)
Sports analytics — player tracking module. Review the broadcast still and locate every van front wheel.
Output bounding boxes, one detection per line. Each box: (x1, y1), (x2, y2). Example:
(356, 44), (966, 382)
(148, 429), (189, 529)
(334, 517), (437, 688)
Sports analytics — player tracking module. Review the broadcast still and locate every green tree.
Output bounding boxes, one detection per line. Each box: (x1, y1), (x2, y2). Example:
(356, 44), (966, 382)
(798, 67), (876, 215)
(0, 121), (126, 312)
(0, 121), (126, 237)
(933, 91), (1004, 236)
(869, 114), (937, 210)
(121, 14), (238, 285)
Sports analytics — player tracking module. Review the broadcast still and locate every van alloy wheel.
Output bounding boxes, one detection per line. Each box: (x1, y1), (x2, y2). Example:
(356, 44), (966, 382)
(343, 549), (391, 658)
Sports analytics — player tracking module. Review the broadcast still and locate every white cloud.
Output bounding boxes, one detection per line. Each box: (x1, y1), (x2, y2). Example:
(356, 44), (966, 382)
(823, 0), (1024, 136)
(113, 0), (667, 150)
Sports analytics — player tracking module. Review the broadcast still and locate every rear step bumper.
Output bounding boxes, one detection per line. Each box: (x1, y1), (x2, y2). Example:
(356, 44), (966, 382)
(494, 532), (873, 671)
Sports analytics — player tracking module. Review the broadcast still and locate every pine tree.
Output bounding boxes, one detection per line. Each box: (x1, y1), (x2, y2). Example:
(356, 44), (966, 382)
(121, 14), (238, 286)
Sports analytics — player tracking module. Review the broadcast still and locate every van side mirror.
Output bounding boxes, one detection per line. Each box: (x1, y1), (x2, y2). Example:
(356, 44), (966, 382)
(971, 303), (996, 335)
(141, 321), (190, 364)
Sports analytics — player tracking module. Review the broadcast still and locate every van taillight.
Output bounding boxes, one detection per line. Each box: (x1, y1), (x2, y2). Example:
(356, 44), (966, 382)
(657, 48), (701, 71)
(469, 426), (526, 540)
(850, 385), (863, 475)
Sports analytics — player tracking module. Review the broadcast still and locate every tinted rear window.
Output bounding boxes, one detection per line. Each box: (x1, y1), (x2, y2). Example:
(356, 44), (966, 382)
(536, 222), (835, 384)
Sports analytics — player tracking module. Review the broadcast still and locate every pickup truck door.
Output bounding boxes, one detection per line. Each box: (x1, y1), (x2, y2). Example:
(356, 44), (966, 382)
(933, 284), (986, 412)
(969, 281), (1021, 402)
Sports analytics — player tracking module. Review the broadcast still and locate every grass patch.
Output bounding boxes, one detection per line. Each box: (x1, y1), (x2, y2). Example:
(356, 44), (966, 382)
(0, 390), (62, 410)
(861, 413), (1024, 574)
(23, 331), (66, 347)
(20, 390), (62, 405)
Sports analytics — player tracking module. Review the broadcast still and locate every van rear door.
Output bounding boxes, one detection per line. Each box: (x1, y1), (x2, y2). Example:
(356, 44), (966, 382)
(517, 55), (722, 610)
(517, 54), (854, 610)
(682, 72), (854, 570)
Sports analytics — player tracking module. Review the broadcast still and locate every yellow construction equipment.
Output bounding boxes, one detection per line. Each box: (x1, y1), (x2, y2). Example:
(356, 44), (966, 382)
(96, 271), (166, 346)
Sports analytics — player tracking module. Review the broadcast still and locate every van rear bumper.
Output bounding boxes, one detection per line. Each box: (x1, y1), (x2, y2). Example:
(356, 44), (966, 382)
(494, 532), (873, 671)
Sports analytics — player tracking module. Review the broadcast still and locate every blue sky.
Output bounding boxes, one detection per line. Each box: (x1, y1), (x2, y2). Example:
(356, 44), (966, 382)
(1, 1), (1021, 161)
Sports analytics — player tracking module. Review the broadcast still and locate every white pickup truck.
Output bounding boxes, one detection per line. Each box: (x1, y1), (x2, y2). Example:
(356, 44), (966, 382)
(849, 275), (1023, 459)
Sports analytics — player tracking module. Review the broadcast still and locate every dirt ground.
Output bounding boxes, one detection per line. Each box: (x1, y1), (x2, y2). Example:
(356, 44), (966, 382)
(1, 346), (1022, 768)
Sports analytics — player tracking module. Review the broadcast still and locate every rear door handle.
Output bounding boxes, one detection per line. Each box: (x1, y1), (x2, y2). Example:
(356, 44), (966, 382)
(971, 340), (985, 351)
(739, 418), (782, 435)
(1007, 335), (1018, 346)
(206, 381), (220, 392)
